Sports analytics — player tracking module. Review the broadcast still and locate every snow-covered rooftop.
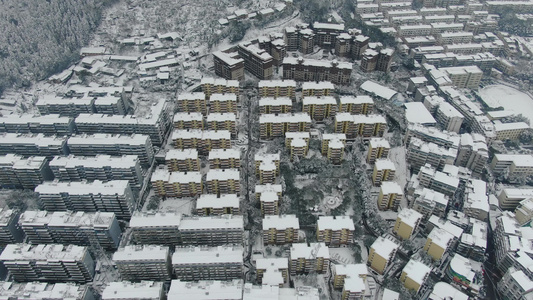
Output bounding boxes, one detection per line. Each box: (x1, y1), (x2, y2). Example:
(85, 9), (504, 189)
(397, 208), (422, 228)
(49, 154), (139, 169)
(290, 243), (329, 259)
(35, 180), (130, 195)
(172, 246), (243, 265)
(168, 279), (242, 300)
(113, 245), (169, 262)
(197, 194), (239, 209)
(360, 81), (398, 100)
(402, 259), (431, 285)
(129, 211), (181, 228)
(102, 281), (164, 300)
(263, 215), (299, 230)
(317, 216), (355, 231)
(371, 236), (399, 259)
(404, 102), (436, 125)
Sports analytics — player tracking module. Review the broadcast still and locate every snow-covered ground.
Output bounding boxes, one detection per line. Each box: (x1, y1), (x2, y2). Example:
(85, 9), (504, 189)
(479, 84), (533, 127)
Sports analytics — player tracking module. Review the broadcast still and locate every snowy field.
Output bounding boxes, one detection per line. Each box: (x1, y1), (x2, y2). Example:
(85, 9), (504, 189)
(478, 85), (533, 127)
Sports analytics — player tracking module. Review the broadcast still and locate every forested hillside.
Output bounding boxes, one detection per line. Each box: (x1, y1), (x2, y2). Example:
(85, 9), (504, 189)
(0, 0), (116, 95)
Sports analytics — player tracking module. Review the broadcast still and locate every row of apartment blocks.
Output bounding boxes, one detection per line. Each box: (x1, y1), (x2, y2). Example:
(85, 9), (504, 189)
(36, 93), (130, 118)
(17, 210), (121, 250)
(150, 166), (240, 198)
(262, 215), (355, 247)
(163, 148), (241, 172)
(111, 242), (331, 283)
(258, 80), (335, 100)
(177, 92), (238, 115)
(0, 244), (95, 283)
(173, 112), (237, 135)
(171, 129), (231, 154)
(35, 180), (136, 220)
(334, 113), (387, 139)
(0, 133), (155, 166)
(129, 212), (243, 246)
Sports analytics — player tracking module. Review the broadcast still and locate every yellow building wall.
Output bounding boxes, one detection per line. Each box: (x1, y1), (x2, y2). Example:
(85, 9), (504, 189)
(400, 272), (422, 293)
(393, 220), (413, 240)
(368, 248), (388, 274)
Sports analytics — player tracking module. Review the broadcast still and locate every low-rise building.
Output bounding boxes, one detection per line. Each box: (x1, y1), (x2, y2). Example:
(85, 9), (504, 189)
(498, 188), (533, 211)
(515, 198), (533, 226)
(494, 122), (529, 141)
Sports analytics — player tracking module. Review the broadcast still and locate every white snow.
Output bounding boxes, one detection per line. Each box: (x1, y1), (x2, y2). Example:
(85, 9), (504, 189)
(479, 85), (533, 127)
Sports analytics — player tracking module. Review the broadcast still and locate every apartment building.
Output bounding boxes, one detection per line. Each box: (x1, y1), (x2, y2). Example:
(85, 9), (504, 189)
(412, 164), (460, 197)
(74, 101), (170, 145)
(165, 149), (200, 172)
(0, 114), (76, 136)
(102, 281), (164, 300)
(514, 198), (533, 226)
(0, 282), (93, 300)
(400, 259), (431, 293)
(0, 133), (68, 159)
(393, 208), (422, 240)
(463, 179), (489, 222)
(405, 123), (460, 149)
(196, 194), (240, 216)
(360, 49), (378, 73)
(206, 168), (240, 195)
(367, 138), (390, 164)
(457, 218), (487, 262)
(398, 25), (432, 37)
(372, 159), (396, 186)
(237, 42), (274, 80)
(209, 94), (237, 113)
(377, 181), (403, 211)
(36, 95), (94, 118)
(491, 154), (533, 178)
(179, 215), (244, 246)
(209, 148), (241, 169)
(312, 22), (344, 48)
(256, 258), (289, 286)
(168, 280), (243, 300)
(316, 216), (354, 246)
(498, 267), (533, 300)
(0, 154), (53, 189)
(411, 188), (449, 220)
(424, 227), (454, 261)
(172, 246), (243, 281)
(150, 167), (202, 198)
(258, 80), (296, 99)
(256, 183), (283, 199)
(339, 96), (374, 115)
(498, 188), (533, 212)
(207, 112), (237, 136)
(406, 137), (458, 172)
(282, 57), (352, 85)
(263, 215), (300, 245)
(335, 113), (387, 139)
(494, 122), (529, 141)
(285, 132), (310, 161)
(301, 81), (335, 98)
(289, 243), (330, 275)
(49, 154), (143, 190)
(438, 31), (474, 45)
(213, 50), (245, 81)
(259, 113), (311, 139)
(368, 236), (399, 274)
(352, 34), (370, 60)
(435, 102), (464, 133)
(259, 191), (281, 216)
(336, 264), (370, 300)
(173, 112), (203, 130)
(19, 210), (121, 250)
(177, 92), (207, 115)
(201, 78), (240, 101)
(0, 244), (94, 283)
(440, 66), (483, 89)
(171, 129), (231, 154)
(335, 33), (352, 57)
(113, 245), (171, 281)
(67, 134), (154, 166)
(35, 180), (135, 220)
(259, 97), (292, 114)
(0, 208), (23, 245)
(129, 211), (182, 245)
(302, 96), (337, 121)
(445, 254), (480, 295)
